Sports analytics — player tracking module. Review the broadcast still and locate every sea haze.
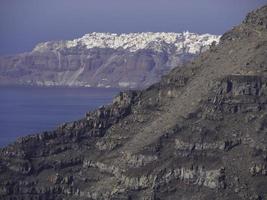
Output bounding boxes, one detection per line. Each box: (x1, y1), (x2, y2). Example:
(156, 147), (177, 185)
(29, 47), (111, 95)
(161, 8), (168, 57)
(0, 86), (119, 147)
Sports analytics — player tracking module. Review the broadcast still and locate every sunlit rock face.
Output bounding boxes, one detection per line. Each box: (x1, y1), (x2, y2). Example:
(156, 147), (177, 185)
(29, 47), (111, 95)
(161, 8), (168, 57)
(0, 32), (220, 89)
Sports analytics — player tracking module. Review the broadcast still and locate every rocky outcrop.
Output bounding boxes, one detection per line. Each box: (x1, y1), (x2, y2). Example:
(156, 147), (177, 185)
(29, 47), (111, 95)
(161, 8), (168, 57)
(157, 166), (226, 189)
(0, 5), (267, 200)
(122, 152), (158, 168)
(175, 138), (241, 151)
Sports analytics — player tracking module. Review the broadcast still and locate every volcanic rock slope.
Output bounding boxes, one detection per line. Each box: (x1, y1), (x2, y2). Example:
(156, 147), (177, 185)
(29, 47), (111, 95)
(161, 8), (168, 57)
(1, 5), (267, 200)
(0, 32), (219, 89)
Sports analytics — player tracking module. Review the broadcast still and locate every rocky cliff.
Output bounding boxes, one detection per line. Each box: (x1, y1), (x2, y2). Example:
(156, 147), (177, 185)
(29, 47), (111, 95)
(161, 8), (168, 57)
(0, 32), (219, 89)
(0, 5), (267, 200)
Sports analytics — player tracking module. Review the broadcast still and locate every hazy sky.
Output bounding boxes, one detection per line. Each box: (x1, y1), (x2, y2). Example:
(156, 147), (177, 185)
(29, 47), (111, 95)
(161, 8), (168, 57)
(0, 0), (266, 55)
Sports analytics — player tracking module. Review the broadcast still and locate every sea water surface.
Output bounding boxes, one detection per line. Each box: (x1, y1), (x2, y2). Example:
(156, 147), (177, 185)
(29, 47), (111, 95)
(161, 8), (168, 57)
(0, 86), (119, 147)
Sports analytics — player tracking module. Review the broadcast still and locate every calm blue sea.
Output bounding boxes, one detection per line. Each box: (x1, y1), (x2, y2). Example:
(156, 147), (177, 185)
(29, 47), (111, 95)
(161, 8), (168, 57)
(0, 86), (119, 147)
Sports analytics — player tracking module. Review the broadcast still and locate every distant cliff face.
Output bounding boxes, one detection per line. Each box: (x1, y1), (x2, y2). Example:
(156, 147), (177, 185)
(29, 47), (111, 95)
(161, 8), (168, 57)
(0, 32), (220, 88)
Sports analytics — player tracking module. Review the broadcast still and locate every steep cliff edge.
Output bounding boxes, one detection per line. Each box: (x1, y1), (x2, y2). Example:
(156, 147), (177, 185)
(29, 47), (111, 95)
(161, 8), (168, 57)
(0, 5), (267, 200)
(0, 32), (219, 89)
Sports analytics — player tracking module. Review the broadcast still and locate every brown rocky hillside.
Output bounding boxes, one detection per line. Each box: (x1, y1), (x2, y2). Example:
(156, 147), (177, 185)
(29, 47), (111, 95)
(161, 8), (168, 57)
(0, 5), (267, 200)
